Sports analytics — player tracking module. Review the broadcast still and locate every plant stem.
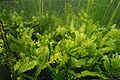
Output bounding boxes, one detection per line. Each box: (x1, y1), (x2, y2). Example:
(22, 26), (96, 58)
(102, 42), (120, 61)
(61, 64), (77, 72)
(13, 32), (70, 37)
(107, 1), (120, 27)
(0, 20), (16, 80)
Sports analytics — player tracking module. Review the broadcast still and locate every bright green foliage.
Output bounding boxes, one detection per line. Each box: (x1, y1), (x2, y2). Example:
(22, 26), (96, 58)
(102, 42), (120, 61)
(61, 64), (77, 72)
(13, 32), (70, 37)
(4, 16), (119, 79)
(14, 58), (36, 74)
(104, 55), (120, 78)
(7, 27), (50, 79)
(0, 0), (120, 80)
(0, 39), (4, 64)
(68, 70), (107, 79)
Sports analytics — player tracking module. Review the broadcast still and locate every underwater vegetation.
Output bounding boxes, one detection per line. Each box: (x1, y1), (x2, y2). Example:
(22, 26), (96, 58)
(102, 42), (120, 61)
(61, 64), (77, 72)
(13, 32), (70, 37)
(0, 0), (120, 80)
